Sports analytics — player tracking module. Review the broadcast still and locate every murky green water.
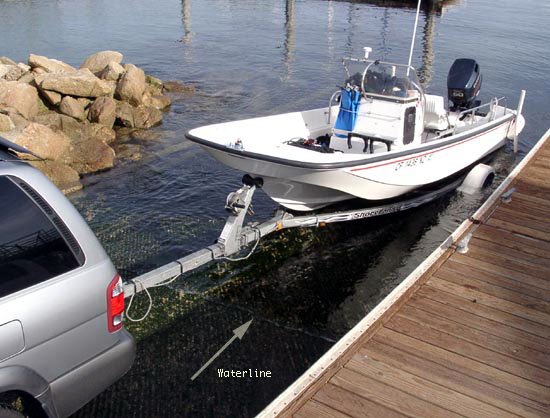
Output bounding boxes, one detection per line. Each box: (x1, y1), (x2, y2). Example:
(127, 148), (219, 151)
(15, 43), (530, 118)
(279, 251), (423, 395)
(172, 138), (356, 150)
(2, 0), (549, 416)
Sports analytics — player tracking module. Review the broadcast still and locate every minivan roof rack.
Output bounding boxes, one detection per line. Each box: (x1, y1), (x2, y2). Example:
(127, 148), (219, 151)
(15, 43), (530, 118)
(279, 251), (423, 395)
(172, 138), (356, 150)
(0, 136), (43, 160)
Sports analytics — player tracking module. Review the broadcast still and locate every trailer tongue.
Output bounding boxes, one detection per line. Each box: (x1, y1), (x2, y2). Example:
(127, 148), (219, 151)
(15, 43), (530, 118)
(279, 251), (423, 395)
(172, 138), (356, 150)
(123, 175), (462, 301)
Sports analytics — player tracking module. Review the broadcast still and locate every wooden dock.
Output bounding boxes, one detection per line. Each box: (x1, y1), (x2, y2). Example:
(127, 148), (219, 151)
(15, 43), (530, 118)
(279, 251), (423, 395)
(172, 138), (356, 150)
(259, 129), (550, 418)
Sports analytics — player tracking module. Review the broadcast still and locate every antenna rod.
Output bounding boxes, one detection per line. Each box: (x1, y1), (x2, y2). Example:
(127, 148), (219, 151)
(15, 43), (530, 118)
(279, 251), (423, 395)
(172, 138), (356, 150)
(407, 0), (422, 75)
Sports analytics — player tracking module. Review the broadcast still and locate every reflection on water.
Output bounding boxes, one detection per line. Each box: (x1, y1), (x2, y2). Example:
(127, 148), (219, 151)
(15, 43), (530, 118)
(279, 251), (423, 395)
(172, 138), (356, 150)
(1, 0), (549, 416)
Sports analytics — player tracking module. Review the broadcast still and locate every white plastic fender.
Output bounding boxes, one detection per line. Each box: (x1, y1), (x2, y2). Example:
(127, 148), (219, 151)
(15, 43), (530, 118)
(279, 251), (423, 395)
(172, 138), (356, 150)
(458, 163), (495, 194)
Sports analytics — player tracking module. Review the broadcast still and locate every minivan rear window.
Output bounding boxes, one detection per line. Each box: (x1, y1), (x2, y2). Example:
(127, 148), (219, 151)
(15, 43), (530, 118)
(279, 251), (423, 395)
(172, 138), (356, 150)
(0, 176), (80, 298)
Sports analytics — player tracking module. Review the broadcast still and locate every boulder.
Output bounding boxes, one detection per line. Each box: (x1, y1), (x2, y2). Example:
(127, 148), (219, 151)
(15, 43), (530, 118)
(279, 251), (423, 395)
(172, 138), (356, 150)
(29, 160), (82, 194)
(115, 101), (135, 127)
(38, 88), (62, 106)
(3, 66), (26, 81)
(17, 63), (31, 72)
(77, 97), (92, 108)
(10, 123), (70, 161)
(39, 68), (113, 97)
(145, 94), (171, 111)
(80, 51), (123, 73)
(0, 113), (15, 132)
(115, 64), (145, 106)
(113, 143), (144, 161)
(98, 61), (125, 82)
(66, 138), (115, 174)
(0, 64), (15, 79)
(6, 112), (29, 130)
(88, 96), (116, 128)
(32, 111), (87, 142)
(17, 72), (35, 84)
(88, 123), (116, 144)
(163, 80), (195, 94)
(133, 104), (162, 129)
(28, 54), (77, 73)
(0, 81), (40, 119)
(0, 57), (16, 66)
(59, 96), (86, 121)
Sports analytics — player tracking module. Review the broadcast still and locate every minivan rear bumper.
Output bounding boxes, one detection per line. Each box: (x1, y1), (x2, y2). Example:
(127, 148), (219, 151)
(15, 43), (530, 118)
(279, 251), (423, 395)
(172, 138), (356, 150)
(47, 329), (136, 418)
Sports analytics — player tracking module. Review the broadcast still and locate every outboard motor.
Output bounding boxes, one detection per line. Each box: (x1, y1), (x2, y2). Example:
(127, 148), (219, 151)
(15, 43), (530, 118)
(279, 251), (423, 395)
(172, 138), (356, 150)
(447, 58), (482, 111)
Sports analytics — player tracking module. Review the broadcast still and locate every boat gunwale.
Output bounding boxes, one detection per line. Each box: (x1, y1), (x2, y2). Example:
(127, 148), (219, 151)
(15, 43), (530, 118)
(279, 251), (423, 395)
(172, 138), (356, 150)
(185, 112), (515, 171)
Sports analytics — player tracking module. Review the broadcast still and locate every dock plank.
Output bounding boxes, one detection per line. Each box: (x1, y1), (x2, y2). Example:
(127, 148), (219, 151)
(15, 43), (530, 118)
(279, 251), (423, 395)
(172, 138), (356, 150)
(385, 314), (550, 387)
(361, 340), (546, 418)
(474, 224), (550, 261)
(311, 384), (404, 418)
(346, 351), (520, 418)
(331, 367), (463, 418)
(443, 258), (550, 301)
(450, 252), (550, 291)
(435, 265), (550, 313)
(419, 284), (550, 340)
(293, 400), (352, 418)
(397, 303), (550, 369)
(408, 292), (550, 353)
(427, 277), (550, 326)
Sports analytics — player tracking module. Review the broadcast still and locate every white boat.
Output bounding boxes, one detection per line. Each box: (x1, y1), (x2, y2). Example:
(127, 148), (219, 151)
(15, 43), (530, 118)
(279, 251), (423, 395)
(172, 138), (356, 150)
(186, 50), (525, 211)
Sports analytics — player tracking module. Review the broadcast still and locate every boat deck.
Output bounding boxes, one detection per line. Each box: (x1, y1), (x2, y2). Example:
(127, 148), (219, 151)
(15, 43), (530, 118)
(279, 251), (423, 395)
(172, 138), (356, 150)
(259, 129), (550, 418)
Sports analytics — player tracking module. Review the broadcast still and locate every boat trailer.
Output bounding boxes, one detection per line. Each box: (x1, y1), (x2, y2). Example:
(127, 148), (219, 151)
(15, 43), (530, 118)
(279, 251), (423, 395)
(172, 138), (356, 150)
(123, 175), (463, 299)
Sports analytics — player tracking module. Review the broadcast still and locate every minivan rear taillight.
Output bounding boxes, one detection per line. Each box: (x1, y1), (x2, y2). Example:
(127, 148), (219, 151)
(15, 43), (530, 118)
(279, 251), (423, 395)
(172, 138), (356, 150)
(107, 274), (124, 332)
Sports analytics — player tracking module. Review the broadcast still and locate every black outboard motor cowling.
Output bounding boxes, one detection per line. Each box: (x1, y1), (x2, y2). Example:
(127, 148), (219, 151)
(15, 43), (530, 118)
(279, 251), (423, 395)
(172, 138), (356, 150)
(447, 58), (482, 110)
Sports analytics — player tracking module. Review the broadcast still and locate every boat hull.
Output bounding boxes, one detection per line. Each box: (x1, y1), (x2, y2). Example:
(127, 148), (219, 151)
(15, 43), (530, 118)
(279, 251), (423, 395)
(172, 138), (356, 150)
(190, 111), (522, 211)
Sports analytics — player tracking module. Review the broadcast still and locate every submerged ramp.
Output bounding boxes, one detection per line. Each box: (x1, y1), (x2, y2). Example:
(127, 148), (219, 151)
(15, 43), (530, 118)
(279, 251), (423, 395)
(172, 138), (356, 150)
(259, 129), (550, 418)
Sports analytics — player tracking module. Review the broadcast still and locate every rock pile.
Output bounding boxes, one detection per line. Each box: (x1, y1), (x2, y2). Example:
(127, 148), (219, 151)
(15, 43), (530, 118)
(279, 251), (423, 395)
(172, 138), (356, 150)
(0, 51), (172, 193)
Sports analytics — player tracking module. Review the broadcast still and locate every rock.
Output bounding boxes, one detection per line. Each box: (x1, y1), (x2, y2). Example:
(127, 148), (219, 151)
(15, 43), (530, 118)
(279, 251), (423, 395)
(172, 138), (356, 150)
(0, 64), (15, 79)
(77, 97), (92, 108)
(17, 72), (35, 84)
(38, 88), (62, 106)
(10, 123), (70, 161)
(0, 81), (40, 119)
(80, 51), (123, 73)
(32, 67), (46, 76)
(39, 68), (113, 97)
(6, 112), (29, 130)
(88, 96), (116, 128)
(35, 93), (51, 115)
(133, 104), (162, 129)
(59, 96), (86, 121)
(17, 63), (31, 72)
(29, 160), (82, 194)
(115, 64), (145, 106)
(28, 54), (77, 73)
(38, 88), (63, 106)
(149, 95), (171, 111)
(113, 143), (144, 161)
(33, 111), (87, 142)
(3, 66), (26, 81)
(145, 74), (163, 89)
(115, 101), (135, 127)
(0, 57), (16, 66)
(66, 138), (115, 174)
(130, 129), (161, 141)
(98, 61), (125, 82)
(163, 80), (195, 94)
(144, 82), (162, 97)
(88, 123), (116, 144)
(0, 113), (15, 131)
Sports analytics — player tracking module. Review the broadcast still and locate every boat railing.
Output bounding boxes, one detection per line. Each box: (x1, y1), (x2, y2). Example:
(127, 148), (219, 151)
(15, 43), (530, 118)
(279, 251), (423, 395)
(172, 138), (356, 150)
(327, 90), (341, 124)
(459, 96), (508, 124)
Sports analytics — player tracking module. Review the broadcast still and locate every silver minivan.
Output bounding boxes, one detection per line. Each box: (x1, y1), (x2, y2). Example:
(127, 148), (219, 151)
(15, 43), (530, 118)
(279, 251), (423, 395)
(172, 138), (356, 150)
(0, 138), (135, 418)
